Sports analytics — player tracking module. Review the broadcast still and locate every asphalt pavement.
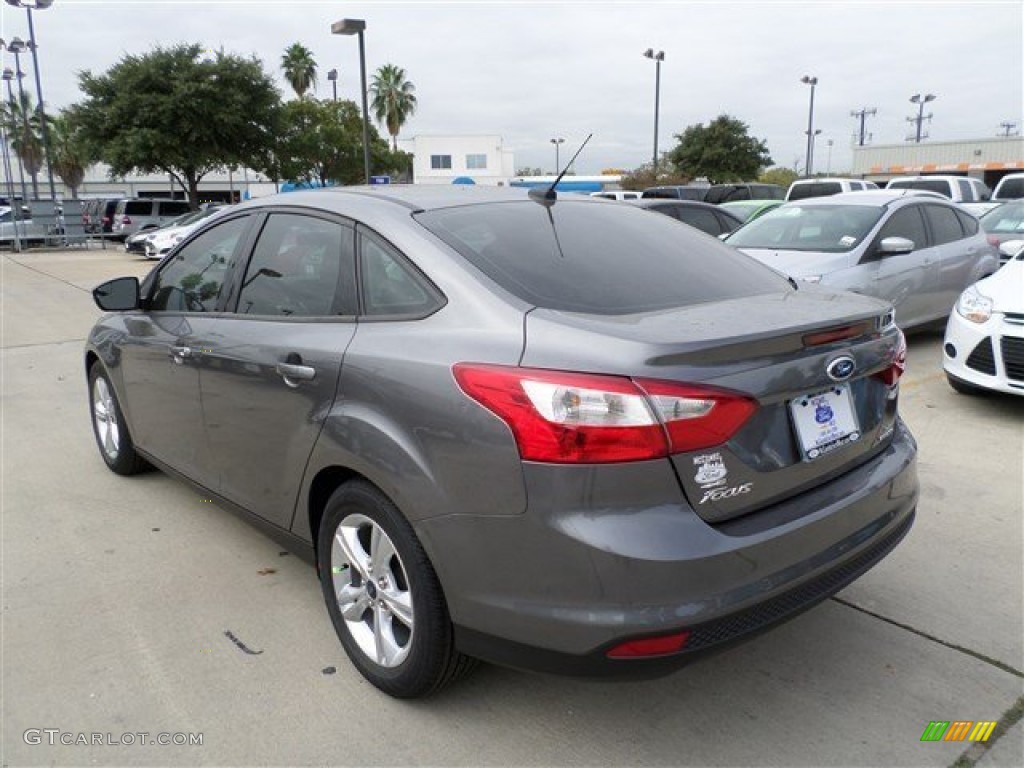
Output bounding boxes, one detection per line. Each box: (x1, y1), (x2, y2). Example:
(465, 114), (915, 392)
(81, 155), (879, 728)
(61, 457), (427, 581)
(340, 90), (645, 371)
(2, 246), (1021, 767)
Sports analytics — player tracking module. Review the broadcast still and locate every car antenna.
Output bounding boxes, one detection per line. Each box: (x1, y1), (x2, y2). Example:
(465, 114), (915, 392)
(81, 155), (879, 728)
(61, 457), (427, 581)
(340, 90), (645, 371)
(529, 133), (593, 205)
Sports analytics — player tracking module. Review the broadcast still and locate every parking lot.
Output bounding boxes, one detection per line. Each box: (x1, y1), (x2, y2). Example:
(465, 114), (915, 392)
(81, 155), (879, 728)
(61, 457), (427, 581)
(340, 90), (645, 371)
(2, 246), (1022, 766)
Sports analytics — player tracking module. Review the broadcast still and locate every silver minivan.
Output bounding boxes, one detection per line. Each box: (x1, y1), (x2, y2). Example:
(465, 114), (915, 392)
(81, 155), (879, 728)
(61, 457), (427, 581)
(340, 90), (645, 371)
(111, 198), (193, 240)
(727, 191), (999, 329)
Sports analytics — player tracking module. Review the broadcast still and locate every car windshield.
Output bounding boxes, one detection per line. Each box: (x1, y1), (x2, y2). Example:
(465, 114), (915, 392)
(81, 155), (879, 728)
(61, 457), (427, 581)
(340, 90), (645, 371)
(416, 200), (791, 315)
(981, 202), (1024, 234)
(725, 204), (884, 253)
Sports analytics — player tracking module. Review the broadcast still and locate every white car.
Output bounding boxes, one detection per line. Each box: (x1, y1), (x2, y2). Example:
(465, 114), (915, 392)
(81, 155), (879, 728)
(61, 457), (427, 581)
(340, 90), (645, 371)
(142, 205), (228, 260)
(943, 240), (1024, 396)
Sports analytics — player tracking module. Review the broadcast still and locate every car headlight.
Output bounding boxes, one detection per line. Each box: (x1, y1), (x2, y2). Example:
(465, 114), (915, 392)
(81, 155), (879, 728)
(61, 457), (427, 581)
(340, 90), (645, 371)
(956, 286), (993, 324)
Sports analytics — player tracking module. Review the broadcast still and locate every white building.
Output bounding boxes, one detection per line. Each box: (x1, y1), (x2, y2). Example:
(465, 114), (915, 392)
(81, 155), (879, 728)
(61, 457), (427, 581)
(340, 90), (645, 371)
(397, 135), (516, 186)
(851, 136), (1024, 187)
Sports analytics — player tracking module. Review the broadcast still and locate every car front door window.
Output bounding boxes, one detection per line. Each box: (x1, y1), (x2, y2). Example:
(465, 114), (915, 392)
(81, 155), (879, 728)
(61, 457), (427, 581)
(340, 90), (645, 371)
(149, 217), (249, 312)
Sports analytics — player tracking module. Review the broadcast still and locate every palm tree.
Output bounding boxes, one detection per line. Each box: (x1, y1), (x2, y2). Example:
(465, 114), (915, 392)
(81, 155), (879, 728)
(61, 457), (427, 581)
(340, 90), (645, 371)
(281, 43), (317, 99)
(2, 90), (46, 198)
(369, 64), (417, 152)
(50, 113), (91, 199)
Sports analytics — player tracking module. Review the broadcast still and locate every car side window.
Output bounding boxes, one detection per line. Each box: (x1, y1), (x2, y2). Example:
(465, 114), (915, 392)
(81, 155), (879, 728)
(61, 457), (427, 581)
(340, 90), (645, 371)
(675, 207), (722, 235)
(924, 205), (966, 245)
(876, 206), (928, 251)
(359, 231), (441, 317)
(956, 178), (974, 202)
(149, 217), (249, 312)
(954, 209), (980, 236)
(236, 213), (355, 317)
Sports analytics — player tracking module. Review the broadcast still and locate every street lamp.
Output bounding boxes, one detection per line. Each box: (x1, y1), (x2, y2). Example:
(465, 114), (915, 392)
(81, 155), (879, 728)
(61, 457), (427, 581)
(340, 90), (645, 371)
(5, 0), (56, 201)
(5, 37), (38, 198)
(327, 68), (338, 102)
(643, 49), (664, 174)
(800, 75), (818, 176)
(1, 67), (27, 203)
(826, 138), (834, 175)
(549, 137), (564, 173)
(908, 93), (936, 143)
(331, 18), (370, 184)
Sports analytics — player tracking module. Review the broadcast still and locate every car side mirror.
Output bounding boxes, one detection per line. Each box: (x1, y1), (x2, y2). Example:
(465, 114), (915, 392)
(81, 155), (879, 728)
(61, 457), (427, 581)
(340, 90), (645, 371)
(877, 236), (915, 256)
(998, 240), (1024, 260)
(93, 277), (141, 311)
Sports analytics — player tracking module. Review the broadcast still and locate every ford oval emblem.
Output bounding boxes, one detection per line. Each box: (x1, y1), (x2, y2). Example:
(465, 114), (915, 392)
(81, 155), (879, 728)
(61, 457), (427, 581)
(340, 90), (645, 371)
(827, 356), (856, 382)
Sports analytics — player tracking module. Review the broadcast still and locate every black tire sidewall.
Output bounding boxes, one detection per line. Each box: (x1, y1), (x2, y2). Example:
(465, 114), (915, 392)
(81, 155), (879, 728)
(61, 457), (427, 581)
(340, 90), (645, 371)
(88, 363), (141, 475)
(317, 481), (454, 698)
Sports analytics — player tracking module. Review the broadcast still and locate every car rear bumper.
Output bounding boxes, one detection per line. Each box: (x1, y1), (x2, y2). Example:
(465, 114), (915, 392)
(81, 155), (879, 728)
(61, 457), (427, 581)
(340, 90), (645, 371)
(944, 311), (1024, 396)
(419, 419), (918, 676)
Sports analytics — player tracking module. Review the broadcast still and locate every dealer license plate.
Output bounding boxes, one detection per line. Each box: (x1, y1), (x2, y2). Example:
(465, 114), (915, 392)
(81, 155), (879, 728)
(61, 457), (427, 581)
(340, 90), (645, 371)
(789, 385), (861, 461)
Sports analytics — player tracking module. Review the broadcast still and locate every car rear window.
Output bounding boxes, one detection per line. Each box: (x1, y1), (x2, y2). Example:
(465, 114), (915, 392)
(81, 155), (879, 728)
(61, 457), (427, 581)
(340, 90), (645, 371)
(887, 179), (951, 197)
(416, 200), (790, 315)
(995, 177), (1024, 200)
(161, 201), (192, 216)
(788, 182), (842, 201)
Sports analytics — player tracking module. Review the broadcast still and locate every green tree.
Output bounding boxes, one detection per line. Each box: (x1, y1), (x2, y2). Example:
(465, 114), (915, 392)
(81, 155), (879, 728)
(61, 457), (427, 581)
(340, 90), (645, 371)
(619, 160), (691, 191)
(2, 90), (49, 198)
(50, 111), (93, 199)
(667, 115), (772, 184)
(369, 64), (417, 152)
(72, 44), (282, 209)
(758, 166), (798, 190)
(276, 97), (399, 187)
(281, 43), (317, 99)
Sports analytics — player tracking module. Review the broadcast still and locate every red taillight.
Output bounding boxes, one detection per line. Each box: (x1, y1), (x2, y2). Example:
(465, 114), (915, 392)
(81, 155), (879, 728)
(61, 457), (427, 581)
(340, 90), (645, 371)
(607, 631), (690, 658)
(987, 235), (1000, 247)
(874, 329), (907, 387)
(121, 215), (131, 225)
(452, 364), (756, 463)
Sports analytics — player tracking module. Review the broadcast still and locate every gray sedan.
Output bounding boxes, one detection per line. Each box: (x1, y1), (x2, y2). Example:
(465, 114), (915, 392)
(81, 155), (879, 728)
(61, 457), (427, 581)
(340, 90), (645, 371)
(86, 186), (918, 697)
(726, 191), (999, 329)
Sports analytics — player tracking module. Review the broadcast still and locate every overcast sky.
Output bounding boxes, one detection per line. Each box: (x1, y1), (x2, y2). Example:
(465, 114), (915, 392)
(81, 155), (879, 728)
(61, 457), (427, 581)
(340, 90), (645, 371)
(2, 0), (1021, 177)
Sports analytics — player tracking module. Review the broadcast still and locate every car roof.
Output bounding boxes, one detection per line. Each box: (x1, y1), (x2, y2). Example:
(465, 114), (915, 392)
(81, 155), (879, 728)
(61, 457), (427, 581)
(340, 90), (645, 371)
(785, 190), (949, 207)
(237, 184), (567, 214)
(629, 199), (723, 211)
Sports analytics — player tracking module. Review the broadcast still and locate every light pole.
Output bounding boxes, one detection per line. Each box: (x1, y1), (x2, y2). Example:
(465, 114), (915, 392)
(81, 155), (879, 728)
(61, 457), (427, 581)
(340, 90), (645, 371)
(826, 138), (834, 175)
(643, 49), (664, 175)
(331, 18), (370, 184)
(800, 75), (818, 177)
(327, 68), (338, 102)
(5, 38), (38, 198)
(1, 68), (27, 202)
(908, 93), (936, 143)
(549, 137), (564, 173)
(850, 107), (876, 146)
(5, 1), (56, 201)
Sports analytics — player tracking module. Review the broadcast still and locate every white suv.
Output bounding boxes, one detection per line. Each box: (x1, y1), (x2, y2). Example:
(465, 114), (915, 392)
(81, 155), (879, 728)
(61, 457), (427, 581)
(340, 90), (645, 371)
(886, 175), (991, 203)
(786, 178), (878, 201)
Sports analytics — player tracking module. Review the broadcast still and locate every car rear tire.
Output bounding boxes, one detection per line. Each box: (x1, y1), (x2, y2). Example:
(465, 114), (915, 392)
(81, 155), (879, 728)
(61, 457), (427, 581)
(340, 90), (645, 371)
(318, 481), (476, 698)
(88, 363), (149, 475)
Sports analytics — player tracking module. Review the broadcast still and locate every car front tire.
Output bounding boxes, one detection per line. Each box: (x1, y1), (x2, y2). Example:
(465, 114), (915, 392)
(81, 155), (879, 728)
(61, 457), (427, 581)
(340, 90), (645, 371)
(88, 363), (149, 475)
(317, 481), (475, 698)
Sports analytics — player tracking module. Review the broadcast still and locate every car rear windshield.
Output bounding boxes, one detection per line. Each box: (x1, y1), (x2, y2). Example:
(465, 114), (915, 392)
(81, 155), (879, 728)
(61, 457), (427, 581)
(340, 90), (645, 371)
(887, 179), (951, 197)
(788, 182), (842, 201)
(726, 204), (884, 253)
(995, 178), (1024, 200)
(416, 200), (790, 315)
(123, 200), (154, 215)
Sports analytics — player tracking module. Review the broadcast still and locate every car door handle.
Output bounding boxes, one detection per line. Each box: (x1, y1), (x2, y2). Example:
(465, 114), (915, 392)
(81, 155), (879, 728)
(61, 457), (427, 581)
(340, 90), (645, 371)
(276, 362), (316, 387)
(170, 345), (192, 364)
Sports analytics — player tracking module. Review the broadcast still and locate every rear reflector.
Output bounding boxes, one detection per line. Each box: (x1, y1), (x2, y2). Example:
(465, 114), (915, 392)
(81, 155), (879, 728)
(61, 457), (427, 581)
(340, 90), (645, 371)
(607, 631), (690, 658)
(452, 364), (756, 463)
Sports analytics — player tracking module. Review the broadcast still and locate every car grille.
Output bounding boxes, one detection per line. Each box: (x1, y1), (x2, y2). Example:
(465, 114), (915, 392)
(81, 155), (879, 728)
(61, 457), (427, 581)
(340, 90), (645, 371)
(966, 338), (997, 376)
(684, 513), (913, 653)
(1000, 337), (1024, 382)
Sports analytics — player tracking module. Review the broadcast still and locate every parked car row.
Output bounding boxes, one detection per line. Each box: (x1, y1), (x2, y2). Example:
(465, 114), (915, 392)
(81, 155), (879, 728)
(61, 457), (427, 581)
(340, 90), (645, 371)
(82, 197), (194, 240)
